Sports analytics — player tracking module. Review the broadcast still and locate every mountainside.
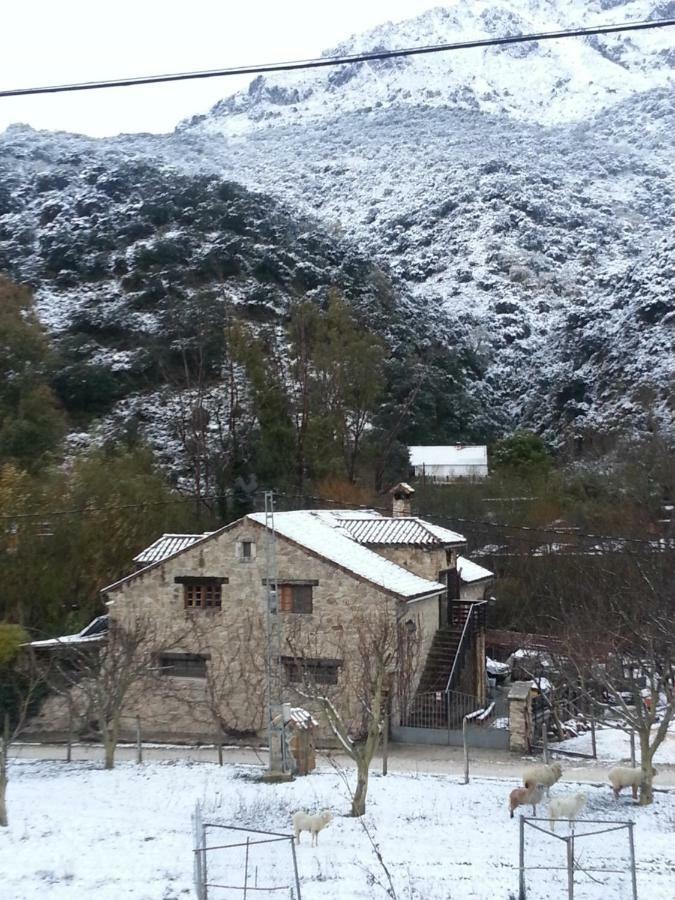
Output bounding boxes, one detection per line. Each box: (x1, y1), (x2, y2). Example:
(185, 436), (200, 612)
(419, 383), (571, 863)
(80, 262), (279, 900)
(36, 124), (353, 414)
(1, 0), (674, 456)
(2, 129), (465, 473)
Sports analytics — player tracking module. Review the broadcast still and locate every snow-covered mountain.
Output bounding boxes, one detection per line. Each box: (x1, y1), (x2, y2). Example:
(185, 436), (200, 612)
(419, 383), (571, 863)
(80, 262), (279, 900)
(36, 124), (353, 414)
(187, 0), (674, 132)
(1, 0), (674, 453)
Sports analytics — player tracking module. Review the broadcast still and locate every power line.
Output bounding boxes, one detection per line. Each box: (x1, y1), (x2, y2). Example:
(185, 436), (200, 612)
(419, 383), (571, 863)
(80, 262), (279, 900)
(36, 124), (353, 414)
(1, 487), (671, 547)
(1, 18), (674, 99)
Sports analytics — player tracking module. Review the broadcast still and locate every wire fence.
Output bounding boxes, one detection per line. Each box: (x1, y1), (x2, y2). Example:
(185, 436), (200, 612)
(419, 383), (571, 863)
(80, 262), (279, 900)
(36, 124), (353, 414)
(518, 816), (638, 900)
(192, 802), (302, 900)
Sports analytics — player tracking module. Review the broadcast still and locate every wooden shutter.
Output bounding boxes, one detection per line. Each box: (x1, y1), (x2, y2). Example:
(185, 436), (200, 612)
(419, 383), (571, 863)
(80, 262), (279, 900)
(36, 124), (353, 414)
(279, 584), (293, 612)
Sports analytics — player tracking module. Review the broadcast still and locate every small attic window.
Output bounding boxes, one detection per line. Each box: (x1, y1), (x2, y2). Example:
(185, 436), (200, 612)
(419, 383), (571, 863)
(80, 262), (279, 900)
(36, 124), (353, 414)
(238, 540), (255, 562)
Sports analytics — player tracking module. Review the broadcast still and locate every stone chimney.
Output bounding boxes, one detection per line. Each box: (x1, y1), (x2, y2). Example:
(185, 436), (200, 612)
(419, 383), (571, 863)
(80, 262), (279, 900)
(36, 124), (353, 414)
(389, 482), (415, 518)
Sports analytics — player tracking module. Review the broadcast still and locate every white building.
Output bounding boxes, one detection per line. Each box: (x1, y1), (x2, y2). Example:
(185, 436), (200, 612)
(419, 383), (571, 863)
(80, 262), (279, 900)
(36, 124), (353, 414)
(409, 445), (488, 481)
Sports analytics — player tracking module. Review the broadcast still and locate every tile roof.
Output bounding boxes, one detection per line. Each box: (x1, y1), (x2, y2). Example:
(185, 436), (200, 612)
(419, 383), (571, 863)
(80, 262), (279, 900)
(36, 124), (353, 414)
(247, 511), (445, 600)
(338, 516), (464, 546)
(457, 556), (493, 583)
(30, 615), (109, 648)
(133, 533), (213, 565)
(116, 510), (488, 600)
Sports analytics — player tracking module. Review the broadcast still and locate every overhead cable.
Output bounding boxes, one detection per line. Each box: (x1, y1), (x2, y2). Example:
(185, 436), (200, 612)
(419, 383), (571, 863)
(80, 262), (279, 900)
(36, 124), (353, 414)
(1, 18), (674, 98)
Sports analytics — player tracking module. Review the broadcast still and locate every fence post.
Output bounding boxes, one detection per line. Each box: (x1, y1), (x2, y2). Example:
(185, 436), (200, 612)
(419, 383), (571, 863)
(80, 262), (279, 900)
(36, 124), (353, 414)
(202, 823), (208, 898)
(243, 836), (250, 900)
(290, 834), (302, 900)
(629, 731), (636, 767)
(447, 692), (451, 746)
(627, 821), (638, 900)
(382, 704), (389, 776)
(518, 816), (526, 900)
(216, 732), (223, 766)
(66, 707), (73, 763)
(135, 716), (142, 765)
(566, 835), (574, 900)
(542, 720), (548, 764)
(463, 716), (470, 784)
(590, 716), (597, 760)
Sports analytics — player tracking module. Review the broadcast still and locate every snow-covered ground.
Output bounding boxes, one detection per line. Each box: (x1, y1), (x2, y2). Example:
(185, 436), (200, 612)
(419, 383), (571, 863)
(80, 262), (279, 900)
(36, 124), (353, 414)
(1, 758), (673, 899)
(552, 724), (675, 766)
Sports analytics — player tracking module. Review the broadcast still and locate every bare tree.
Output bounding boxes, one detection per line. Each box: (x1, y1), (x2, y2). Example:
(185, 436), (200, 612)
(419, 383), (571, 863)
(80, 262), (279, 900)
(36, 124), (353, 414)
(174, 611), (268, 757)
(45, 616), (182, 769)
(286, 604), (422, 816)
(544, 550), (674, 805)
(0, 628), (46, 827)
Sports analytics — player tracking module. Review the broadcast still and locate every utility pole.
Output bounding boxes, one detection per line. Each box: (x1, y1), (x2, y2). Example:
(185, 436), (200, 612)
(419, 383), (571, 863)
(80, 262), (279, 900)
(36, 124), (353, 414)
(263, 491), (291, 780)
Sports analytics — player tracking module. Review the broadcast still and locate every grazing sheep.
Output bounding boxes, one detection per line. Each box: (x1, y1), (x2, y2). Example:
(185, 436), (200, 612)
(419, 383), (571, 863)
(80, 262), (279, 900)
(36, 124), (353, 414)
(292, 809), (332, 846)
(509, 782), (545, 818)
(608, 766), (658, 800)
(548, 793), (587, 831)
(522, 762), (563, 796)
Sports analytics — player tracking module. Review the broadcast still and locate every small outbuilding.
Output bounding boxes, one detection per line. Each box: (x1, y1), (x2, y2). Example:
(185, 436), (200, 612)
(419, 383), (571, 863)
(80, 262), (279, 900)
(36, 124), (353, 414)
(409, 446), (488, 482)
(273, 706), (318, 776)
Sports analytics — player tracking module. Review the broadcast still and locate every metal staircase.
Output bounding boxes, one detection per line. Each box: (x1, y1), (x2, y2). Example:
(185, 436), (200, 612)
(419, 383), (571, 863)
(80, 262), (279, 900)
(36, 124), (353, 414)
(404, 601), (487, 730)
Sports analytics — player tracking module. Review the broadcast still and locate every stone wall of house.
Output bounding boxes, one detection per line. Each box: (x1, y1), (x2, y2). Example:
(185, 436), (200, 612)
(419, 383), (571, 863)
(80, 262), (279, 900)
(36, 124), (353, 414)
(372, 545), (459, 581)
(101, 518), (442, 743)
(459, 580), (490, 601)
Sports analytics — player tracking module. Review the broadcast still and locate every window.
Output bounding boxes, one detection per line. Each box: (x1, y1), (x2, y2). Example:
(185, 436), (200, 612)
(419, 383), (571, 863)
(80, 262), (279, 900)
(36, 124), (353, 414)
(279, 583), (313, 614)
(158, 653), (207, 678)
(239, 540), (254, 561)
(282, 656), (340, 685)
(184, 582), (222, 609)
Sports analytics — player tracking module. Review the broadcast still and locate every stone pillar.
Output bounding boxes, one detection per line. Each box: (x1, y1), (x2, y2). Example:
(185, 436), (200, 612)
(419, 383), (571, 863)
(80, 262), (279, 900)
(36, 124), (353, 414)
(508, 681), (534, 753)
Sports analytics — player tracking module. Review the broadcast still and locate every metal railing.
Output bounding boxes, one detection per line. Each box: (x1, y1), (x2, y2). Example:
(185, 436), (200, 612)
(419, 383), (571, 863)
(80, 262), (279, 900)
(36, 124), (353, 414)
(445, 600), (487, 693)
(404, 688), (482, 730)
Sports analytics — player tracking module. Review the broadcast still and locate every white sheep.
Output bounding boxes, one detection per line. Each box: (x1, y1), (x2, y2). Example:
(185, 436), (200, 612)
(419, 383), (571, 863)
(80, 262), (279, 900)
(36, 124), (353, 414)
(509, 782), (545, 818)
(292, 809), (332, 846)
(608, 766), (657, 800)
(522, 761), (563, 796)
(548, 792), (587, 831)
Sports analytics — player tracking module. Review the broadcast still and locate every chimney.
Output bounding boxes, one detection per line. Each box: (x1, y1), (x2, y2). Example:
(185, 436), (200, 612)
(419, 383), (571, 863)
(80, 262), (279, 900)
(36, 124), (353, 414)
(390, 482), (415, 518)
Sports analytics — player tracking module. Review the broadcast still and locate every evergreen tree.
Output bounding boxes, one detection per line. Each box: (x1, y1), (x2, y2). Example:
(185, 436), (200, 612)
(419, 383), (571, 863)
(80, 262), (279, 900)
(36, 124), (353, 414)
(0, 277), (65, 469)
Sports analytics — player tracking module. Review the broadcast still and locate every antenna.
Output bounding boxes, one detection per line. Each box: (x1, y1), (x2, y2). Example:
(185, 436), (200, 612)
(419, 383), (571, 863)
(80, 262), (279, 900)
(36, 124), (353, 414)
(263, 490), (290, 777)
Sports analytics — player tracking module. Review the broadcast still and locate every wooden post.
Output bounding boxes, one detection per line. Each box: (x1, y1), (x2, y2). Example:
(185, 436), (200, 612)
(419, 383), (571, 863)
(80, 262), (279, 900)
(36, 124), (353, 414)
(463, 716), (470, 784)
(216, 734), (223, 766)
(627, 821), (638, 900)
(135, 716), (142, 765)
(202, 824), (208, 898)
(66, 707), (73, 763)
(566, 835), (574, 900)
(243, 836), (250, 900)
(518, 815), (526, 900)
(629, 731), (636, 767)
(542, 720), (549, 764)
(382, 704), (389, 776)
(590, 716), (597, 760)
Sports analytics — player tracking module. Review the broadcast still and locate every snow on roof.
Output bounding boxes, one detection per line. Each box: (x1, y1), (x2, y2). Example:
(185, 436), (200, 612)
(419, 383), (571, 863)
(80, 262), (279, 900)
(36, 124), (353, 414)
(409, 445), (488, 466)
(338, 517), (464, 546)
(247, 511), (444, 600)
(272, 706), (319, 730)
(457, 556), (493, 583)
(134, 533), (214, 565)
(30, 615), (109, 649)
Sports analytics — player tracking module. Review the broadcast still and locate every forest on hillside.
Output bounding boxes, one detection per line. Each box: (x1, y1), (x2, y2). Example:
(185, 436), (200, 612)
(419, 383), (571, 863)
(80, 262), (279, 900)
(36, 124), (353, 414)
(1, 272), (673, 638)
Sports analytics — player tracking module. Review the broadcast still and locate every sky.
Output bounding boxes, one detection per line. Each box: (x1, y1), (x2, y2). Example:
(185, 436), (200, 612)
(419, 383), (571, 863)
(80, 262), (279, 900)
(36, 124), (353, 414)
(0, 0), (439, 137)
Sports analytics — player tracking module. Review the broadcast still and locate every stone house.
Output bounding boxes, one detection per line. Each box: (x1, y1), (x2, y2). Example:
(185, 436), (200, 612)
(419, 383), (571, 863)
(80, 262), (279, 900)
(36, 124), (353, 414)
(32, 487), (493, 744)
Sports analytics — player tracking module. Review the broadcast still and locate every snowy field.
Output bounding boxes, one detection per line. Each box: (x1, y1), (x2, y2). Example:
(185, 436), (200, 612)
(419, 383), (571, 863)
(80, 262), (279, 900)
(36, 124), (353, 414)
(552, 724), (675, 766)
(1, 759), (673, 900)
